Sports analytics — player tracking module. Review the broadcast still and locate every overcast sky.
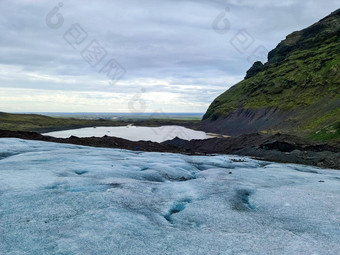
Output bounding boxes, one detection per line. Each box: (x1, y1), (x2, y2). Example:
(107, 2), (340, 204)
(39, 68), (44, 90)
(0, 0), (339, 113)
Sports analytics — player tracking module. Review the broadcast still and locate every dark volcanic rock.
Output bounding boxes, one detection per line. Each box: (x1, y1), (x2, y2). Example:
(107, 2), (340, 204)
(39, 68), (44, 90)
(1, 130), (340, 170)
(245, 61), (264, 79)
(200, 107), (293, 136)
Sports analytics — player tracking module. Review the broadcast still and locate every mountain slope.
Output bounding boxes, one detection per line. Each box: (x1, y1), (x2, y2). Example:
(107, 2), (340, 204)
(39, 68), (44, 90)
(201, 9), (340, 141)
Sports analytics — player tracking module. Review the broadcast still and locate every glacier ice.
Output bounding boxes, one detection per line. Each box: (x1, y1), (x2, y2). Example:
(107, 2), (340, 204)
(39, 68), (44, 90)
(0, 138), (339, 254)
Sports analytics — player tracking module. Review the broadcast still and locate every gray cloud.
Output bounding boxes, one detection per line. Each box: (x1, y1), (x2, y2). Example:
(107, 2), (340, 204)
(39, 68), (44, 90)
(0, 0), (338, 112)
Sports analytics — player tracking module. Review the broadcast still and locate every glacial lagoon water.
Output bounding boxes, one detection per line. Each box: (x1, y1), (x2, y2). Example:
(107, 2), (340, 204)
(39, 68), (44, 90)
(44, 125), (208, 142)
(0, 138), (339, 254)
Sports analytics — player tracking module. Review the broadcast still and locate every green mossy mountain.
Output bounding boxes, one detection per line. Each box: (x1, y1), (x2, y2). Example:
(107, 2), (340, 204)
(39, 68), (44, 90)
(202, 9), (340, 141)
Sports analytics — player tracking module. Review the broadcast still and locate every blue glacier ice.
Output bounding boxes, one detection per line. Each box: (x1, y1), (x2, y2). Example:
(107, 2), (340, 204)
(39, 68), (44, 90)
(0, 138), (339, 254)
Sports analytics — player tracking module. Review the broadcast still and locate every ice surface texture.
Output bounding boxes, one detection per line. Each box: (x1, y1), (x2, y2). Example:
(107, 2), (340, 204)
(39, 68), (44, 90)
(0, 138), (339, 255)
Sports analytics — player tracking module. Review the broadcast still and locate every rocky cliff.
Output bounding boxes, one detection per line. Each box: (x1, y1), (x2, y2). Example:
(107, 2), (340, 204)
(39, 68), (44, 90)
(201, 9), (340, 141)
